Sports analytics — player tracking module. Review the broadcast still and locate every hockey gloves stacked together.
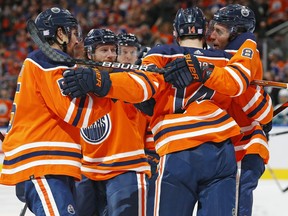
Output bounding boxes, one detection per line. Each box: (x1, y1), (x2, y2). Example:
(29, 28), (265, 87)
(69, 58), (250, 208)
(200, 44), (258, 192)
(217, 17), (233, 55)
(164, 54), (214, 88)
(62, 67), (111, 98)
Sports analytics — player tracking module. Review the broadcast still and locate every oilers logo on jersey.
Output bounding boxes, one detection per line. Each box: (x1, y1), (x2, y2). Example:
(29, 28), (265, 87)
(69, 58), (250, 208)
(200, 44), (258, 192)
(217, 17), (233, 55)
(80, 114), (112, 144)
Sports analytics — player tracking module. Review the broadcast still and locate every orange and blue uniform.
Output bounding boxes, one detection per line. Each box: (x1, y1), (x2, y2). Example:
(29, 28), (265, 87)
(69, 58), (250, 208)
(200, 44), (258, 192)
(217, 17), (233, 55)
(76, 99), (152, 216)
(205, 34), (272, 163)
(80, 101), (151, 180)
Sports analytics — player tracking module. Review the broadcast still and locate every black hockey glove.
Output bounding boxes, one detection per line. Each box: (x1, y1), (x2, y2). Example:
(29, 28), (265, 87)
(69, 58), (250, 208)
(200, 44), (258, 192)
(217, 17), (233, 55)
(135, 46), (151, 65)
(134, 98), (156, 116)
(62, 67), (111, 98)
(262, 121), (272, 141)
(164, 54), (214, 88)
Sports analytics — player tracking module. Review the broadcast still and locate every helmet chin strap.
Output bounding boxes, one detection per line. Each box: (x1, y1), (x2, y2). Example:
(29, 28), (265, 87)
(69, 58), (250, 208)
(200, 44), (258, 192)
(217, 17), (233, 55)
(54, 39), (68, 53)
(61, 42), (68, 53)
(55, 28), (70, 53)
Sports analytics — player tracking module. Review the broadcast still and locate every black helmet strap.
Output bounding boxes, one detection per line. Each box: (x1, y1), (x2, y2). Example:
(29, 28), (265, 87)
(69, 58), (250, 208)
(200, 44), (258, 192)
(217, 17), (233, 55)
(54, 26), (71, 53)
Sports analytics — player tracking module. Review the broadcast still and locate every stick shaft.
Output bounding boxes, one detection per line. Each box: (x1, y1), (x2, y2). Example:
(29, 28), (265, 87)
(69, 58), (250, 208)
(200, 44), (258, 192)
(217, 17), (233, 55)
(26, 20), (164, 73)
(266, 164), (287, 192)
(251, 80), (288, 116)
(0, 131), (4, 142)
(251, 80), (288, 89)
(19, 203), (27, 216)
(273, 102), (288, 116)
(269, 130), (288, 137)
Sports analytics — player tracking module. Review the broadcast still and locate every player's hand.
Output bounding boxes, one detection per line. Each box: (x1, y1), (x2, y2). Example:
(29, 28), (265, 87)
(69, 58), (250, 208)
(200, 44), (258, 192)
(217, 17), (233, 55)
(135, 46), (151, 65)
(62, 67), (111, 98)
(163, 54), (214, 88)
(262, 121), (272, 141)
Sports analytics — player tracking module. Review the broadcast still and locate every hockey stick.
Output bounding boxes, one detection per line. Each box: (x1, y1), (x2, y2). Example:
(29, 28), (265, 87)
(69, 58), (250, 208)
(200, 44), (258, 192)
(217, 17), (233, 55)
(26, 19), (165, 73)
(273, 101), (288, 117)
(251, 80), (288, 116)
(269, 130), (288, 137)
(19, 204), (27, 216)
(251, 80), (288, 89)
(0, 131), (4, 142)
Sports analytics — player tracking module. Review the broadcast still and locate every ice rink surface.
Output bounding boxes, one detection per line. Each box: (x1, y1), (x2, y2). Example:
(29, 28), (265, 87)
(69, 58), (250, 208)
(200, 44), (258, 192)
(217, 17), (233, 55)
(0, 179), (288, 216)
(1, 126), (288, 215)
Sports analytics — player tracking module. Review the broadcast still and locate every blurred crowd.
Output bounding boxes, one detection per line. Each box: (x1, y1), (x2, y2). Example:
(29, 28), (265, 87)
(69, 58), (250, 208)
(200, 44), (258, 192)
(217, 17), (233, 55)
(0, 0), (287, 125)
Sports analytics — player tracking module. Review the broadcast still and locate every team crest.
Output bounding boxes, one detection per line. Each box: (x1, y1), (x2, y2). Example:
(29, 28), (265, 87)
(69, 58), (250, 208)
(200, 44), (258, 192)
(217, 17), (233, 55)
(51, 7), (61, 13)
(241, 8), (250, 17)
(80, 114), (111, 144)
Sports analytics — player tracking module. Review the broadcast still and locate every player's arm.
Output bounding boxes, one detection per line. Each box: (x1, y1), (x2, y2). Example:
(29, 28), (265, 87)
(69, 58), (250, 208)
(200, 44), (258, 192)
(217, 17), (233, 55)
(164, 39), (258, 96)
(33, 62), (112, 129)
(204, 39), (258, 96)
(107, 70), (161, 103)
(62, 67), (163, 103)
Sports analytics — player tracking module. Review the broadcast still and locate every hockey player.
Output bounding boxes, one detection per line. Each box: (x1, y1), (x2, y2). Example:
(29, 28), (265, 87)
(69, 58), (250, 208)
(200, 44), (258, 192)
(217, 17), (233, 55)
(207, 4), (272, 216)
(75, 28), (152, 216)
(0, 7), (113, 216)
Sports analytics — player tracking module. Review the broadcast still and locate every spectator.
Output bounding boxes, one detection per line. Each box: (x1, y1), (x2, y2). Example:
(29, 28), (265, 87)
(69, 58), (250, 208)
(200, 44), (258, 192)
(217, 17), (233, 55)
(0, 88), (12, 127)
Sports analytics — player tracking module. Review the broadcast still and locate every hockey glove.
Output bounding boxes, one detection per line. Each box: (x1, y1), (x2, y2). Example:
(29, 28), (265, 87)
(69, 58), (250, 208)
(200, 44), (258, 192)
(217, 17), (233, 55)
(135, 46), (151, 65)
(164, 54), (214, 88)
(134, 98), (156, 116)
(262, 121), (272, 141)
(62, 67), (111, 98)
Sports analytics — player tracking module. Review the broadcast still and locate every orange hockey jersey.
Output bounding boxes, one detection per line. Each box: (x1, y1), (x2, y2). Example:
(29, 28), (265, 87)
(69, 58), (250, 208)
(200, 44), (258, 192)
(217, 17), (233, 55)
(80, 100), (152, 180)
(0, 50), (112, 185)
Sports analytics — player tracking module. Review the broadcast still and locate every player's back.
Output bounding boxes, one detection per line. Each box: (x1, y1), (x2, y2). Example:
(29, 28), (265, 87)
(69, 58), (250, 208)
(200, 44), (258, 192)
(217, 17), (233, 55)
(142, 44), (240, 156)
